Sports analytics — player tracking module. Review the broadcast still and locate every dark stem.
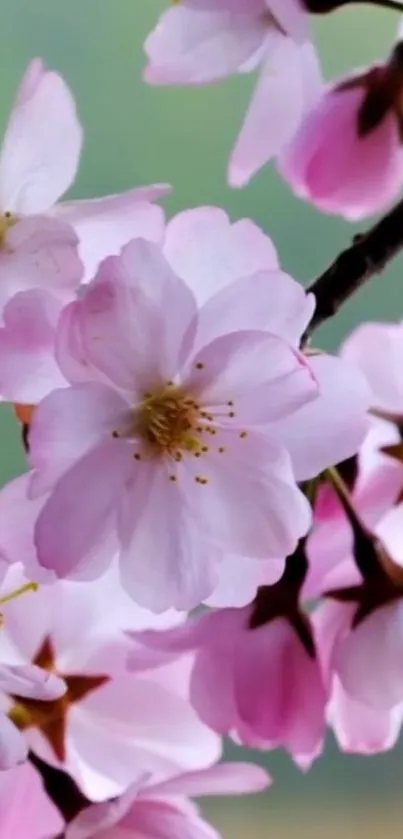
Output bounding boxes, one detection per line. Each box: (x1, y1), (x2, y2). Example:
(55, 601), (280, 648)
(29, 752), (89, 824)
(303, 195), (403, 342)
(307, 0), (403, 13)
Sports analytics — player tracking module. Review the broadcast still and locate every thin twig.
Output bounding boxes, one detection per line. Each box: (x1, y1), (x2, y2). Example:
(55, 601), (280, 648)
(303, 195), (403, 343)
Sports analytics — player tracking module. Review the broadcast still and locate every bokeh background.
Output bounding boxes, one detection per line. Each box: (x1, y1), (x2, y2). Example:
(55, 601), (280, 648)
(1, 1), (403, 835)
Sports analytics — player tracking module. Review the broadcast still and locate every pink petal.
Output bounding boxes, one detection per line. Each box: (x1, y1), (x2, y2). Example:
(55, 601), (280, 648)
(266, 0), (309, 43)
(269, 354), (371, 481)
(55, 300), (110, 386)
(0, 62), (82, 213)
(164, 207), (278, 305)
(68, 672), (221, 800)
(0, 714), (27, 770)
(191, 643), (238, 735)
(229, 38), (307, 186)
(122, 799), (220, 839)
(0, 763), (64, 836)
(234, 618), (326, 760)
(196, 270), (315, 350)
(0, 289), (65, 404)
(0, 662), (65, 700)
(0, 474), (52, 583)
(34, 439), (131, 578)
(0, 215), (82, 314)
(65, 787), (139, 839)
(181, 432), (311, 560)
(335, 602), (403, 710)
(144, 6), (267, 85)
(55, 185), (170, 282)
(185, 331), (317, 425)
(329, 678), (403, 755)
(29, 382), (130, 496)
(118, 460), (221, 612)
(67, 240), (197, 393)
(149, 762), (271, 798)
(341, 321), (403, 413)
(205, 555), (284, 608)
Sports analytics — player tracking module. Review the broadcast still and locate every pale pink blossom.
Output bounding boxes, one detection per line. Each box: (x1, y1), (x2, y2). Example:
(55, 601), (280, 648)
(0, 762), (64, 838)
(1, 58), (168, 279)
(21, 238), (321, 611)
(0, 563), (220, 800)
(66, 762), (270, 839)
(129, 604), (327, 768)
(15, 236), (372, 611)
(0, 655), (65, 769)
(144, 1), (322, 185)
(279, 51), (403, 220)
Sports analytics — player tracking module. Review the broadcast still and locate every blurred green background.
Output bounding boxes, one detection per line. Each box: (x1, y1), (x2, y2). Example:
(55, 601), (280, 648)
(1, 1), (403, 835)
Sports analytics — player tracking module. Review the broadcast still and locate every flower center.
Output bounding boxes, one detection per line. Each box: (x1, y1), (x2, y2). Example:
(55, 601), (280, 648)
(135, 385), (201, 456)
(8, 638), (109, 761)
(0, 211), (17, 249)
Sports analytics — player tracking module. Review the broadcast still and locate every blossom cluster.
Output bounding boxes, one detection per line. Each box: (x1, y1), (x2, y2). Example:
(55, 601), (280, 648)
(2, 0), (403, 836)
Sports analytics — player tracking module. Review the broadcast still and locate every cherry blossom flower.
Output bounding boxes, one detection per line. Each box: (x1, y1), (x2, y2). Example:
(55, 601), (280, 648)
(0, 563), (220, 800)
(129, 588), (327, 769)
(66, 762), (270, 839)
(0, 762), (64, 838)
(12, 234), (371, 611)
(144, 0), (322, 186)
(279, 37), (403, 219)
(19, 238), (320, 610)
(0, 58), (169, 279)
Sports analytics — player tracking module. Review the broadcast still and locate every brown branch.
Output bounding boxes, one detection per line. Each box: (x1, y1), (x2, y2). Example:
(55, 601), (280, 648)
(303, 195), (403, 342)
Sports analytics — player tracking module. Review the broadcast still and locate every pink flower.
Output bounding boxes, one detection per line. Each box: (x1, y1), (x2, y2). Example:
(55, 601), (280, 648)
(0, 563), (220, 800)
(144, 1), (322, 185)
(0, 656), (65, 769)
(0, 762), (64, 838)
(129, 600), (327, 768)
(22, 237), (322, 611)
(66, 762), (270, 839)
(1, 58), (169, 278)
(0, 230), (371, 610)
(279, 42), (403, 220)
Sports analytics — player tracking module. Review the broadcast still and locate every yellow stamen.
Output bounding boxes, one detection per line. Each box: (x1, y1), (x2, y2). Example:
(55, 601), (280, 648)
(0, 212), (18, 250)
(0, 582), (39, 608)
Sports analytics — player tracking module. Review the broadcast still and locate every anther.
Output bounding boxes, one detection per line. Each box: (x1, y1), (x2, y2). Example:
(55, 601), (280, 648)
(195, 362), (204, 370)
(218, 447), (226, 454)
(134, 453), (142, 461)
(228, 412), (236, 418)
(239, 431), (247, 439)
(169, 475), (177, 482)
